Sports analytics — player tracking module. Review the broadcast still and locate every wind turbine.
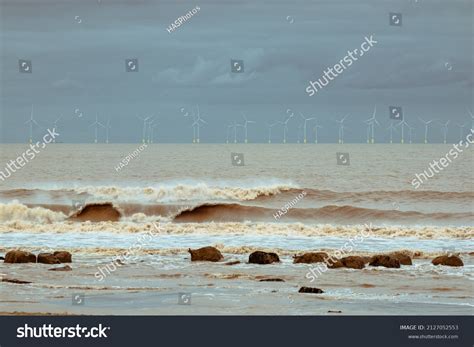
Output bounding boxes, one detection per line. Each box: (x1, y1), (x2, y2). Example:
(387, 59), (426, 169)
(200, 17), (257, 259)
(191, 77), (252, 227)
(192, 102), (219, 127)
(299, 113), (316, 144)
(89, 113), (105, 143)
(408, 125), (414, 144)
(149, 121), (159, 143)
(419, 118), (433, 144)
(52, 114), (63, 143)
(387, 122), (398, 144)
(313, 122), (322, 143)
(137, 115), (151, 144)
(437, 120), (450, 144)
(193, 105), (206, 143)
(335, 114), (349, 144)
(241, 112), (256, 143)
(228, 121), (241, 143)
(267, 122), (278, 144)
(278, 114), (293, 143)
(104, 117), (111, 144)
(365, 105), (379, 144)
(397, 120), (410, 144)
(24, 104), (39, 144)
(455, 123), (466, 142)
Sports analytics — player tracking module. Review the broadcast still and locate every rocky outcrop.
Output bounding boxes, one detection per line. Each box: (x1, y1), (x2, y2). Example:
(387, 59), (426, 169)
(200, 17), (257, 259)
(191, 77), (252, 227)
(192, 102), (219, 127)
(298, 287), (324, 294)
(293, 252), (328, 264)
(248, 251), (280, 264)
(369, 255), (400, 268)
(340, 256), (365, 269)
(37, 253), (61, 264)
(4, 250), (36, 264)
(432, 255), (463, 267)
(390, 252), (412, 265)
(53, 251), (72, 263)
(188, 246), (223, 262)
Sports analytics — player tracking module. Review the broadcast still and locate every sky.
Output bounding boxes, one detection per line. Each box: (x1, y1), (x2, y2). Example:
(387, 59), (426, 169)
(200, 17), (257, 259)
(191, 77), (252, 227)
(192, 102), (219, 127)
(0, 0), (472, 143)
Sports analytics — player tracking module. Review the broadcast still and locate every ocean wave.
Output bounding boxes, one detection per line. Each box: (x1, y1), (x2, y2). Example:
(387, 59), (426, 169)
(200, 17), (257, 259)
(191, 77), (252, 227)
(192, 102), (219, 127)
(0, 220), (472, 239)
(0, 202), (66, 223)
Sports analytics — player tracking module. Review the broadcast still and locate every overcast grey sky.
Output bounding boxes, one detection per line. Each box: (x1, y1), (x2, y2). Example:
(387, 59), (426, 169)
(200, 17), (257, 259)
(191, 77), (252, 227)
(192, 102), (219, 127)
(0, 0), (472, 143)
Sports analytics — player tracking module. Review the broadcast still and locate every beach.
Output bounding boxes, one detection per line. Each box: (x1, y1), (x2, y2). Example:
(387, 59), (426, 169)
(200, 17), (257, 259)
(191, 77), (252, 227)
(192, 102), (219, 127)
(0, 144), (473, 315)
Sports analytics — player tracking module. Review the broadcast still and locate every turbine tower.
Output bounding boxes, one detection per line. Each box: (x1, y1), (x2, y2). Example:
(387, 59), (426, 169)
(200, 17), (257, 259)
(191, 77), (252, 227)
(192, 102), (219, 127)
(335, 114), (349, 144)
(89, 113), (105, 143)
(228, 121), (241, 143)
(438, 120), (450, 144)
(241, 112), (256, 143)
(455, 123), (466, 142)
(419, 118), (433, 144)
(137, 115), (151, 144)
(193, 105), (206, 143)
(24, 104), (39, 144)
(278, 114), (293, 143)
(149, 122), (159, 143)
(387, 122), (398, 144)
(267, 122), (278, 144)
(397, 120), (410, 144)
(408, 125), (415, 144)
(299, 113), (316, 144)
(365, 105), (379, 144)
(313, 122), (322, 144)
(104, 117), (111, 144)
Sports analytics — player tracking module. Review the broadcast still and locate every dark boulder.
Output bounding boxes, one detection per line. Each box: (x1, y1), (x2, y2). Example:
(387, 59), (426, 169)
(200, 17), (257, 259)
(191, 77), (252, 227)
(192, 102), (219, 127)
(340, 256), (365, 269)
(293, 252), (328, 264)
(298, 287), (324, 294)
(37, 253), (61, 264)
(248, 251), (280, 264)
(432, 255), (463, 267)
(4, 250), (36, 264)
(53, 251), (72, 263)
(369, 255), (400, 268)
(390, 252), (412, 265)
(188, 246), (223, 262)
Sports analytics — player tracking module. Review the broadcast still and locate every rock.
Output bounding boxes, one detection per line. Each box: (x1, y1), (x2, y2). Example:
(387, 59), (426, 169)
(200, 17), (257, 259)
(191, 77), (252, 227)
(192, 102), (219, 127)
(224, 261), (241, 266)
(53, 251), (72, 263)
(188, 246), (223, 262)
(2, 278), (32, 284)
(369, 255), (400, 268)
(48, 265), (72, 271)
(37, 253), (61, 264)
(325, 258), (344, 269)
(390, 252), (412, 265)
(340, 256), (365, 269)
(432, 255), (463, 267)
(248, 251), (280, 264)
(4, 250), (36, 264)
(298, 286), (324, 294)
(293, 252), (328, 264)
(259, 278), (285, 282)
(328, 310), (342, 313)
